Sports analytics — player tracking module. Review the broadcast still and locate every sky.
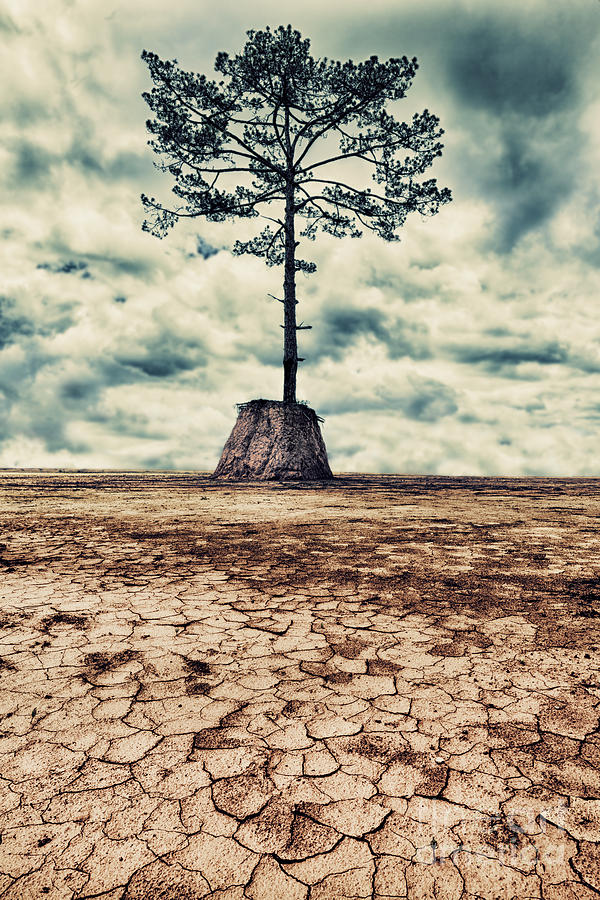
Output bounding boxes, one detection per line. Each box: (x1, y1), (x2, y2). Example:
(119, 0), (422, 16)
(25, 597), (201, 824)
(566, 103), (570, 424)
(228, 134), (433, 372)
(1, 0), (600, 475)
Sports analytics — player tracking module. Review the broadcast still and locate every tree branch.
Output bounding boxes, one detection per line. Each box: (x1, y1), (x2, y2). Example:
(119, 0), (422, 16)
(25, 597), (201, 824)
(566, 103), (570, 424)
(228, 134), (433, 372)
(306, 177), (405, 207)
(157, 75), (285, 175)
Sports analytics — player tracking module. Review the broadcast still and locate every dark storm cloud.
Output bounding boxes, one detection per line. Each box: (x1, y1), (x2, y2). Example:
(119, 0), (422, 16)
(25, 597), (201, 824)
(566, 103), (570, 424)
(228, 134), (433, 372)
(7, 100), (52, 128)
(97, 408), (171, 441)
(339, 2), (598, 253)
(450, 340), (569, 373)
(365, 267), (435, 303)
(449, 335), (600, 377)
(26, 411), (91, 455)
(447, 21), (575, 118)
(249, 341), (282, 368)
(577, 211), (600, 269)
(0, 269), (210, 461)
(568, 352), (600, 376)
(196, 237), (220, 259)
(11, 141), (54, 186)
(439, 6), (595, 251)
(0, 296), (75, 350)
(89, 255), (154, 277)
(0, 345), (169, 453)
(400, 378), (458, 422)
(140, 450), (180, 469)
(115, 335), (207, 378)
(0, 11), (20, 35)
(37, 260), (91, 276)
(64, 134), (105, 175)
(60, 378), (99, 403)
(308, 306), (430, 363)
(105, 151), (155, 182)
(8, 134), (152, 191)
(236, 304), (429, 369)
(316, 307), (388, 360)
(0, 297), (35, 348)
(320, 375), (457, 421)
(0, 351), (92, 456)
(42, 239), (157, 279)
(489, 125), (574, 252)
(8, 136), (101, 193)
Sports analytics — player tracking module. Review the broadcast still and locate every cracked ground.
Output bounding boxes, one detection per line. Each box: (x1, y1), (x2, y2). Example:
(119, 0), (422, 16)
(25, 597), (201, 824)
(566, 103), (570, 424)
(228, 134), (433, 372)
(0, 472), (599, 900)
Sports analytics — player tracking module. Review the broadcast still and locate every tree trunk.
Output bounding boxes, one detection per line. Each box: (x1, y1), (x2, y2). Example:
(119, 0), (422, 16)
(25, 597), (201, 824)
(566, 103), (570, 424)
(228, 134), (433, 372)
(282, 177), (298, 404)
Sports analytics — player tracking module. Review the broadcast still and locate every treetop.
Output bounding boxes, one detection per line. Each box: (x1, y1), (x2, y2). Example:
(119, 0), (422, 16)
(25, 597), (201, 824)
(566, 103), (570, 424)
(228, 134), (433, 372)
(141, 24), (451, 270)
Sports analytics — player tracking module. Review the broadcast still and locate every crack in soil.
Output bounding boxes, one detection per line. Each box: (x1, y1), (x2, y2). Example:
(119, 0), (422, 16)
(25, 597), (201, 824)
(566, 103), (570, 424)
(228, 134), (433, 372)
(0, 472), (599, 899)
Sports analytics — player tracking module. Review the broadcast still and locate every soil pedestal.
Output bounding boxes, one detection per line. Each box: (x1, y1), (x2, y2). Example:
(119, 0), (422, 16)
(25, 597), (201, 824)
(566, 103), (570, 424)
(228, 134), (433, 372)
(212, 399), (333, 481)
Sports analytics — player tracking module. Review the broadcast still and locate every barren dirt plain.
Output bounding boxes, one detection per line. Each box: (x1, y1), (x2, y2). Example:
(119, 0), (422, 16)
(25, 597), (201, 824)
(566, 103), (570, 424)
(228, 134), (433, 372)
(0, 471), (599, 900)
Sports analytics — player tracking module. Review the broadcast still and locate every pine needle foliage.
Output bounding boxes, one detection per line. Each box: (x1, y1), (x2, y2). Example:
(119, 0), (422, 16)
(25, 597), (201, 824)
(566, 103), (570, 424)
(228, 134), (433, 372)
(141, 25), (451, 402)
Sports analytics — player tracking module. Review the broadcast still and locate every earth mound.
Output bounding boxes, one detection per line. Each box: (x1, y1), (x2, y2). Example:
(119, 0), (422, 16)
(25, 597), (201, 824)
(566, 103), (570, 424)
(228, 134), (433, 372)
(212, 399), (333, 481)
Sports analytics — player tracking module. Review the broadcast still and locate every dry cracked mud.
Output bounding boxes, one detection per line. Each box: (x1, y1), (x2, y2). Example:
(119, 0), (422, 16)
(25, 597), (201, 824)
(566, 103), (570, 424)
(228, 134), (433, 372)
(0, 471), (599, 899)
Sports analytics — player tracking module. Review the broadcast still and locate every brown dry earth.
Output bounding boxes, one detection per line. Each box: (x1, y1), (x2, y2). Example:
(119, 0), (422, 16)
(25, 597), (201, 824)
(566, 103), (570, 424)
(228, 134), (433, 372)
(0, 472), (599, 900)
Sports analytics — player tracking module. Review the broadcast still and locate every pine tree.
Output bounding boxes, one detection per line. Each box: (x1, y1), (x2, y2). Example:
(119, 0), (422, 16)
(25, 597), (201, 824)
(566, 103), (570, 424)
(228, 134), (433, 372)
(141, 25), (451, 403)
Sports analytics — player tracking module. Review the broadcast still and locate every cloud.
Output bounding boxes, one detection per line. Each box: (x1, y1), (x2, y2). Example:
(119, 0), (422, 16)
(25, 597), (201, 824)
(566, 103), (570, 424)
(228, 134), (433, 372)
(0, 296), (35, 349)
(37, 260), (91, 276)
(196, 236), (220, 259)
(306, 305), (430, 364)
(446, 16), (576, 119)
(448, 339), (569, 375)
(316, 366), (458, 422)
(440, 6), (594, 251)
(0, 0), (599, 474)
(0, 293), (76, 352)
(334, 2), (598, 253)
(399, 376), (458, 421)
(0, 12), (19, 34)
(115, 336), (206, 378)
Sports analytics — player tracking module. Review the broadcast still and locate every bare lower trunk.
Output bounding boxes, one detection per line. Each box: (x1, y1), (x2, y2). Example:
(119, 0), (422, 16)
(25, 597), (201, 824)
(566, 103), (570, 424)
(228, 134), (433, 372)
(283, 177), (297, 404)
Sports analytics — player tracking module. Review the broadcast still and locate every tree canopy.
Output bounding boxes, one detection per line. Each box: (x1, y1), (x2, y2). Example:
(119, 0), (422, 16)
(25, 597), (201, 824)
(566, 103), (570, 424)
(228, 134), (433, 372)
(141, 25), (451, 402)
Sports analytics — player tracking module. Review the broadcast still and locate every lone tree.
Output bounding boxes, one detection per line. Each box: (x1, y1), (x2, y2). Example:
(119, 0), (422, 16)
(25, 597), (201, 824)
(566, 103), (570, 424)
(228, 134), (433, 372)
(141, 25), (450, 478)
